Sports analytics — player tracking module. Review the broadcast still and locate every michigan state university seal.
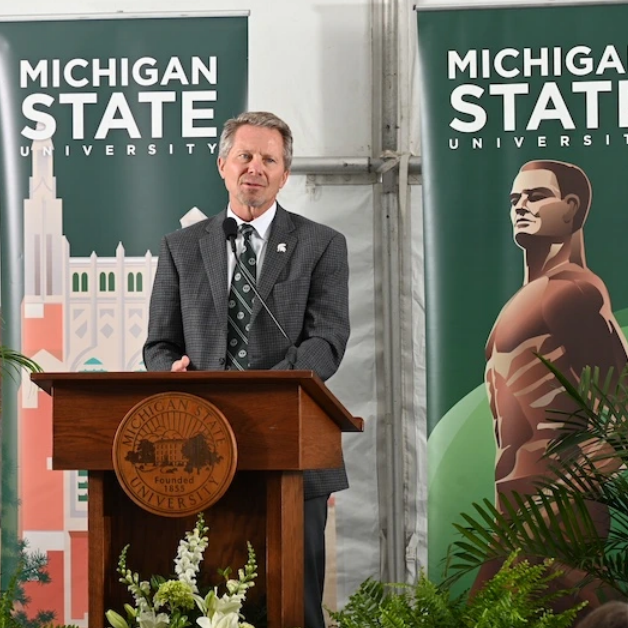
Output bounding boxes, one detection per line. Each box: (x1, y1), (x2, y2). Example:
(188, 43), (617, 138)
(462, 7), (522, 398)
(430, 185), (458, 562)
(113, 392), (237, 517)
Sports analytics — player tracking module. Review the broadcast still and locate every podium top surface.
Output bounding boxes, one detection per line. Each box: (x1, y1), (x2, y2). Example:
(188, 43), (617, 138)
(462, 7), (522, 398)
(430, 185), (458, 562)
(31, 369), (364, 433)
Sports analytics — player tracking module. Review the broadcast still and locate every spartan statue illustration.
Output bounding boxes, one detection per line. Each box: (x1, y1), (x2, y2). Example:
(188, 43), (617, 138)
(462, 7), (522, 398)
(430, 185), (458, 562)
(481, 159), (628, 607)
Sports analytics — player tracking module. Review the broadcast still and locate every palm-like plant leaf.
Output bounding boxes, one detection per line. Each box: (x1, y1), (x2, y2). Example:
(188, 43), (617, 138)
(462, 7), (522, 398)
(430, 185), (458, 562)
(447, 486), (618, 587)
(0, 345), (42, 380)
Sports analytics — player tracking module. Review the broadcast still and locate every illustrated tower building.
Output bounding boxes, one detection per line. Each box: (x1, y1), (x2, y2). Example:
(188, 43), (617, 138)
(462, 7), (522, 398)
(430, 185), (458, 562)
(18, 135), (174, 624)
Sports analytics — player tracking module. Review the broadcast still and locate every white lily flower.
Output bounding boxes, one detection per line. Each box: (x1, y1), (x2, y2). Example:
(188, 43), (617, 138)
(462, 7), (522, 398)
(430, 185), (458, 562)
(214, 593), (244, 616)
(197, 612), (240, 628)
(137, 610), (170, 628)
(106, 609), (130, 628)
(215, 612), (241, 628)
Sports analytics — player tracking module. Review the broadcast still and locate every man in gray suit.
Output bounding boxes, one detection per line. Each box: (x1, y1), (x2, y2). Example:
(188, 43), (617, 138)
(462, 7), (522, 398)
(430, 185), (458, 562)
(143, 111), (350, 628)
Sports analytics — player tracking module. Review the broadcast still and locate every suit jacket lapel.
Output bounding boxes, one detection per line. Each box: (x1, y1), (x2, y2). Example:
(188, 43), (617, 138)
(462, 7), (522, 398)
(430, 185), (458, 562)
(252, 205), (297, 322)
(200, 212), (229, 320)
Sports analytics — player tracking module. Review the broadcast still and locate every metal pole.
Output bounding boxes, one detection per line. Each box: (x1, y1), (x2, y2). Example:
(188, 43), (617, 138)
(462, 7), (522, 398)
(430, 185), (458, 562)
(289, 156), (421, 177)
(378, 0), (407, 586)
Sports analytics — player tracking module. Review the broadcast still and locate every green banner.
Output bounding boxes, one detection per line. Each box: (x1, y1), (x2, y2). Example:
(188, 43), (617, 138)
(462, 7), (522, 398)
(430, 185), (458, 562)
(0, 14), (247, 623)
(418, 2), (628, 595)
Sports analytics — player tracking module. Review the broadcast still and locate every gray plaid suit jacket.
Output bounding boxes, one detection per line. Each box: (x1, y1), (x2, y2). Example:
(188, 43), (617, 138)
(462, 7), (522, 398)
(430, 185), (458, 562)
(143, 204), (350, 499)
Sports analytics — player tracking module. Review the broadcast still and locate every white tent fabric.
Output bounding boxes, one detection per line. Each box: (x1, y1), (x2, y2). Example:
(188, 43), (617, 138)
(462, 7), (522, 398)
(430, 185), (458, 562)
(280, 179), (381, 601)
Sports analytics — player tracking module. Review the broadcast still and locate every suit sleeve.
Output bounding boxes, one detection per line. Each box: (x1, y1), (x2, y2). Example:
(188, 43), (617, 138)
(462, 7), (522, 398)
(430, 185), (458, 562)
(143, 235), (186, 371)
(271, 231), (350, 381)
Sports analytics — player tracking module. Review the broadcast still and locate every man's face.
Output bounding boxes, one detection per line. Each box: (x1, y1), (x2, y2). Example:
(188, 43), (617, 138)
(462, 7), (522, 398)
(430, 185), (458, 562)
(509, 168), (578, 245)
(217, 124), (290, 219)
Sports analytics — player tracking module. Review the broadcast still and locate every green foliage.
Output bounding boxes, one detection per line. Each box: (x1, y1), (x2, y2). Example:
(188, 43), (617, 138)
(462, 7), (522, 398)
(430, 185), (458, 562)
(447, 360), (628, 597)
(0, 540), (77, 628)
(463, 553), (584, 628)
(0, 344), (43, 381)
(328, 552), (583, 628)
(0, 347), (53, 627)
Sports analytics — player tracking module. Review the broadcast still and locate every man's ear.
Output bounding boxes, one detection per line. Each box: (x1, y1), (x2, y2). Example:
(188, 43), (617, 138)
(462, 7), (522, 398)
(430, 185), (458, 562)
(279, 169), (290, 189)
(563, 194), (580, 222)
(217, 157), (225, 179)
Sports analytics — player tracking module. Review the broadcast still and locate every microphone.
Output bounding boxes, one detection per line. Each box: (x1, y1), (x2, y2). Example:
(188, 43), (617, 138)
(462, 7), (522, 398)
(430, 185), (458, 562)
(222, 217), (298, 369)
(223, 216), (238, 253)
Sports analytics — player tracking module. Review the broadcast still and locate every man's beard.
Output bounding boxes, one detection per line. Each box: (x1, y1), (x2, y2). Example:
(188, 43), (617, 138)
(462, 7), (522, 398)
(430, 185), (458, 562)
(237, 189), (266, 209)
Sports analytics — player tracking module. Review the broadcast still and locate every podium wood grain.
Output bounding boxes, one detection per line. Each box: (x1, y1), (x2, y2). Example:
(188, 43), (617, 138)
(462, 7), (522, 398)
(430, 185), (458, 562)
(31, 371), (362, 628)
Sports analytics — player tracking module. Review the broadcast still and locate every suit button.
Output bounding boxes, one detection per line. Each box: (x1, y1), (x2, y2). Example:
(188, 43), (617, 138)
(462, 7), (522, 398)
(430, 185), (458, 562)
(218, 358), (225, 365)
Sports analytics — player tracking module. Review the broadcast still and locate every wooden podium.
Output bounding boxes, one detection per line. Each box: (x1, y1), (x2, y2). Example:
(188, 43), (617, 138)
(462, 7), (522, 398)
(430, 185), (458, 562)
(31, 371), (363, 628)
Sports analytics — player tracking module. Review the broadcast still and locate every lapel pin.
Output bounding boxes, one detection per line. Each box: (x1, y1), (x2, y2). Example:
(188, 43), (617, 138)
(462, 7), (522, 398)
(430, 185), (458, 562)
(277, 243), (287, 253)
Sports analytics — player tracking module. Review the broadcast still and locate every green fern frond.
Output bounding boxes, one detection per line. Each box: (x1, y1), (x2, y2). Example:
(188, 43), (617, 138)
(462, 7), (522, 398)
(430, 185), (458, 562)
(328, 578), (387, 628)
(464, 552), (585, 628)
(330, 553), (580, 628)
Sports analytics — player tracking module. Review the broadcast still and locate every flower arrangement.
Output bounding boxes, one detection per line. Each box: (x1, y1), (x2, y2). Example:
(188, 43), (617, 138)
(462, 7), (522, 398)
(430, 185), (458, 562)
(105, 514), (257, 628)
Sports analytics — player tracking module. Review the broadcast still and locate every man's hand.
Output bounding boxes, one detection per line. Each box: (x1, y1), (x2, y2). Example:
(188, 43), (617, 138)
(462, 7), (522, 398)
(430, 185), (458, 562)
(171, 355), (190, 372)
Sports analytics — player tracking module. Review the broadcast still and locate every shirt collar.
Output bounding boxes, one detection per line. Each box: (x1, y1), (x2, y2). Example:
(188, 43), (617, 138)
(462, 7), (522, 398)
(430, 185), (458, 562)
(227, 203), (277, 240)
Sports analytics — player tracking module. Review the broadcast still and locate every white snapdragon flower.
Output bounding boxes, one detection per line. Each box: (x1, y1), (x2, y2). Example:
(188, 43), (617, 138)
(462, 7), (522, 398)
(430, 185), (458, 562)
(122, 570), (151, 613)
(225, 577), (254, 597)
(174, 517), (209, 593)
(225, 580), (240, 595)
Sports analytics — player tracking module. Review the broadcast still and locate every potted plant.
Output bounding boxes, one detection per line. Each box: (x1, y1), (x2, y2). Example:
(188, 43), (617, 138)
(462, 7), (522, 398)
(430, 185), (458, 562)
(328, 551), (583, 628)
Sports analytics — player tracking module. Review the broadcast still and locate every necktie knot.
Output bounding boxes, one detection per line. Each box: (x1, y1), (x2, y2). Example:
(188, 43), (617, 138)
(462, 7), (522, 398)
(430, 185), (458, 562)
(240, 223), (254, 240)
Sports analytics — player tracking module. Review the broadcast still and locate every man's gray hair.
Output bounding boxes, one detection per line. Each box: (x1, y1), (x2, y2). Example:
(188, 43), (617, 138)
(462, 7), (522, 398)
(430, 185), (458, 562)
(219, 111), (293, 170)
